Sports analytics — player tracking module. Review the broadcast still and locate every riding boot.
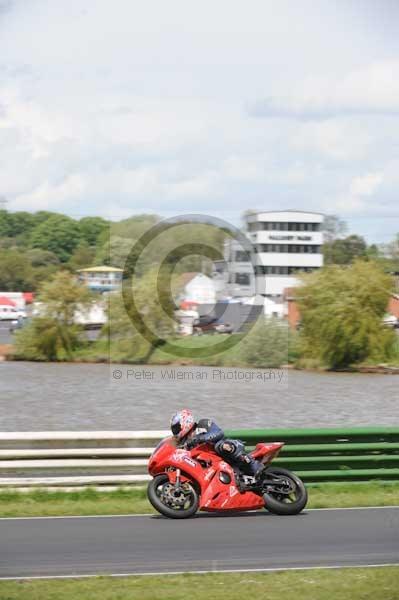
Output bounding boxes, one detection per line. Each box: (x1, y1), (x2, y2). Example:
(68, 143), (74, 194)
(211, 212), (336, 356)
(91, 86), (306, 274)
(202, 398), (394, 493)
(239, 454), (264, 477)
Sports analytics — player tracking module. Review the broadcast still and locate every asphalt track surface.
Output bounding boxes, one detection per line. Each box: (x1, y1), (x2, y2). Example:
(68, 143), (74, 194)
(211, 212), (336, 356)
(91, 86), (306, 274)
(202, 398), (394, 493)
(0, 508), (398, 579)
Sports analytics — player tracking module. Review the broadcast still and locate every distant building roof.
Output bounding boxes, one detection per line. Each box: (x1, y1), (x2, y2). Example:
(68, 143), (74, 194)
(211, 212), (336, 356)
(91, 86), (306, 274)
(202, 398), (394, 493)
(245, 209), (325, 216)
(77, 266), (123, 273)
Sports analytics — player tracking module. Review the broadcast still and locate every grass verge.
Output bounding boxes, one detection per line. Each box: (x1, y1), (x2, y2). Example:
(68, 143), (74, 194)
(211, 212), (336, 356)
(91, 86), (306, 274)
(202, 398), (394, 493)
(0, 481), (398, 518)
(0, 567), (398, 599)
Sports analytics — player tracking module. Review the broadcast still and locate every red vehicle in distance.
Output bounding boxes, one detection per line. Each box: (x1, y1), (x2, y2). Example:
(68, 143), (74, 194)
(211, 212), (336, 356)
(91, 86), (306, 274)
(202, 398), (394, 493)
(147, 436), (307, 518)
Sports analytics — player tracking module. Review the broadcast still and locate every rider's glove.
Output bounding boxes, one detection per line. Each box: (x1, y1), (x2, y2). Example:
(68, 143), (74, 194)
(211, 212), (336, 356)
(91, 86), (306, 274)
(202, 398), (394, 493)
(186, 437), (199, 450)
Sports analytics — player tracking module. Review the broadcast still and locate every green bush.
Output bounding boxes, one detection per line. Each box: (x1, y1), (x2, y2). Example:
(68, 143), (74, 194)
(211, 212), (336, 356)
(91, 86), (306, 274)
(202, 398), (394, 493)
(238, 318), (289, 368)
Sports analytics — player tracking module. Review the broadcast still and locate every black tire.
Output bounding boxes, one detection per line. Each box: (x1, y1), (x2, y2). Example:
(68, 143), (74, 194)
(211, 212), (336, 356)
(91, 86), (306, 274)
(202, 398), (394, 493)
(262, 467), (307, 515)
(147, 474), (199, 519)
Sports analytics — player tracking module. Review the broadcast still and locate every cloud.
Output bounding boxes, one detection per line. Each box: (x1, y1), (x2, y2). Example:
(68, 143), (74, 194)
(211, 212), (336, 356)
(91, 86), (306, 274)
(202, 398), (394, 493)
(222, 156), (266, 182)
(0, 1), (398, 243)
(289, 121), (372, 161)
(0, 0), (14, 17)
(13, 174), (86, 211)
(249, 61), (399, 119)
(349, 173), (383, 197)
(334, 173), (384, 213)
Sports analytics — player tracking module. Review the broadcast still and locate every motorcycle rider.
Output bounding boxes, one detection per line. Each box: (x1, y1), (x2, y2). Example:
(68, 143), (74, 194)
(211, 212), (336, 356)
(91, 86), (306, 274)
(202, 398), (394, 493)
(170, 409), (265, 478)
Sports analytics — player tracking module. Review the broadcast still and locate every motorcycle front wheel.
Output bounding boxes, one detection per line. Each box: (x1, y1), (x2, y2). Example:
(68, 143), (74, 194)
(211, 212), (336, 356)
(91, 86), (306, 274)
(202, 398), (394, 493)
(147, 474), (199, 519)
(262, 466), (307, 515)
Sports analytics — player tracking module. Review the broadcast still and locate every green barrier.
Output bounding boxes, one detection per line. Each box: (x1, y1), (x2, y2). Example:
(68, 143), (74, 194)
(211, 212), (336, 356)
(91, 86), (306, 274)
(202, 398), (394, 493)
(295, 469), (399, 482)
(225, 427), (399, 483)
(274, 455), (399, 473)
(227, 427), (399, 444)
(280, 442), (399, 456)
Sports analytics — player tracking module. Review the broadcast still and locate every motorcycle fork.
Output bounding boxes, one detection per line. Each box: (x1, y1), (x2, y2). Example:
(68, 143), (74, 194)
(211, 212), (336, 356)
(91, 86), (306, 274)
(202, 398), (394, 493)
(167, 467), (182, 491)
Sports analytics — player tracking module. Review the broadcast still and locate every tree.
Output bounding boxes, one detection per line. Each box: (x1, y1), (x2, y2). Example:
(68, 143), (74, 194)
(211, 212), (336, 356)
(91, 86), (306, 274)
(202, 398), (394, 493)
(133, 266), (176, 342)
(387, 234), (399, 272)
(0, 249), (33, 291)
(295, 260), (396, 369)
(67, 242), (95, 271)
(111, 214), (159, 240)
(30, 215), (82, 262)
(32, 211), (59, 225)
(121, 219), (226, 279)
(366, 244), (380, 260)
(39, 271), (92, 323)
(26, 249), (60, 267)
(13, 317), (77, 361)
(95, 236), (132, 268)
(324, 234), (368, 265)
(105, 267), (176, 362)
(14, 271), (92, 360)
(0, 209), (56, 240)
(323, 214), (347, 243)
(7, 211), (37, 237)
(25, 249), (60, 290)
(79, 216), (109, 246)
(29, 265), (60, 291)
(99, 215), (160, 272)
(102, 293), (152, 363)
(0, 210), (13, 237)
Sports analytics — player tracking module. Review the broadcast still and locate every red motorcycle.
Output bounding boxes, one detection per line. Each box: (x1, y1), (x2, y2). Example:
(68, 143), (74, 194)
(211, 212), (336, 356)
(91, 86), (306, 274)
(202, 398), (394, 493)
(147, 436), (307, 518)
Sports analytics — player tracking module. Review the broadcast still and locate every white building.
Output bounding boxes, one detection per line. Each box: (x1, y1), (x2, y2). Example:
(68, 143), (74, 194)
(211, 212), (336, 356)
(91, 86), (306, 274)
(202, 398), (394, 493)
(219, 210), (324, 301)
(178, 272), (216, 305)
(77, 266), (123, 293)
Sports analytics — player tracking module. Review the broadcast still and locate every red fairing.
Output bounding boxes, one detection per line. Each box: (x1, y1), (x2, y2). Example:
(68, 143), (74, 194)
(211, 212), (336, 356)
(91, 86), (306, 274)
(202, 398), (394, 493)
(148, 437), (285, 513)
(198, 459), (264, 511)
(250, 442), (284, 462)
(148, 437), (204, 486)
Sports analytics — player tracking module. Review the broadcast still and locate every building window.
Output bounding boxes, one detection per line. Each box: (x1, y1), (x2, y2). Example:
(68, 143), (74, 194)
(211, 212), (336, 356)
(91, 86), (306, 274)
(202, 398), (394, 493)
(259, 244), (321, 253)
(214, 261), (226, 274)
(254, 221), (321, 232)
(235, 250), (250, 262)
(255, 266), (316, 276)
(247, 222), (260, 232)
(235, 273), (250, 285)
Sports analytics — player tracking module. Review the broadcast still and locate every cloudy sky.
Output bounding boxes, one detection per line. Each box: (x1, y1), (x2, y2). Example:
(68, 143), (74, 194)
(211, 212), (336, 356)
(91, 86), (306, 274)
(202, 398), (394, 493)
(0, 0), (398, 242)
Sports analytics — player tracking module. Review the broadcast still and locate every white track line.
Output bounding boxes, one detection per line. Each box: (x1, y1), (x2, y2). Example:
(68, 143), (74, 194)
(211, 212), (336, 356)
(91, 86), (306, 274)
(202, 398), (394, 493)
(0, 505), (398, 521)
(307, 505), (399, 511)
(0, 563), (398, 581)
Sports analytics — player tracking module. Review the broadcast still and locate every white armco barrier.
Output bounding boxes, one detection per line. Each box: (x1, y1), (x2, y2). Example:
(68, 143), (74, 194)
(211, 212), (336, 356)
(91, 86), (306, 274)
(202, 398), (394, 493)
(0, 431), (169, 489)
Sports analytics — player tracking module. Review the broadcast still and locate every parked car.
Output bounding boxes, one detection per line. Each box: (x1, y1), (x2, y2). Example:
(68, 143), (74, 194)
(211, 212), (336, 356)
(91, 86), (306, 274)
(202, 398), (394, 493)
(0, 306), (27, 321)
(193, 315), (218, 335)
(193, 316), (233, 335)
(382, 314), (398, 328)
(214, 322), (234, 334)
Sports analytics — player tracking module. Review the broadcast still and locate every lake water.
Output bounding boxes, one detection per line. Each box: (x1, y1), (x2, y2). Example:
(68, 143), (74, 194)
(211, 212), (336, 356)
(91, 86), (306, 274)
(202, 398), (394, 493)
(0, 362), (397, 431)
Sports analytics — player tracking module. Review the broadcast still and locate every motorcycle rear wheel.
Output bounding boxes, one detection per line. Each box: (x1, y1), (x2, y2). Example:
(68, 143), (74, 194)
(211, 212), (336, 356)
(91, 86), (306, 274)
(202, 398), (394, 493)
(262, 467), (307, 515)
(147, 474), (199, 519)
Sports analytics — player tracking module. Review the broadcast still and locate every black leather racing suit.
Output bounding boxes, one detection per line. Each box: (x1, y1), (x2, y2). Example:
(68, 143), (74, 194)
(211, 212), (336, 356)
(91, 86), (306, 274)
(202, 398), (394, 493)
(184, 419), (263, 477)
